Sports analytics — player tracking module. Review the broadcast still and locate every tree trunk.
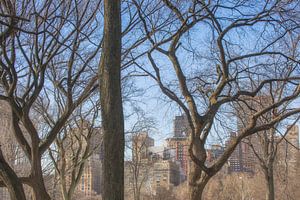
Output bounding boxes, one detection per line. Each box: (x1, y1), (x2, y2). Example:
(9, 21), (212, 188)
(0, 148), (26, 200)
(99, 0), (124, 200)
(31, 176), (51, 200)
(188, 161), (210, 200)
(31, 148), (51, 200)
(264, 167), (275, 200)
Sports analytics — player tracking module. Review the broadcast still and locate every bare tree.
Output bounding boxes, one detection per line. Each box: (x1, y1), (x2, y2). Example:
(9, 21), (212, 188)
(247, 119), (299, 200)
(125, 137), (154, 200)
(48, 100), (102, 200)
(124, 111), (156, 200)
(242, 34), (300, 200)
(0, 0), (101, 199)
(133, 1), (300, 199)
(0, 0), (159, 199)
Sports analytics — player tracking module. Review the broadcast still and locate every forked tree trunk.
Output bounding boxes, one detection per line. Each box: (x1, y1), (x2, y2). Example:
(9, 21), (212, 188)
(99, 0), (124, 200)
(189, 162), (211, 200)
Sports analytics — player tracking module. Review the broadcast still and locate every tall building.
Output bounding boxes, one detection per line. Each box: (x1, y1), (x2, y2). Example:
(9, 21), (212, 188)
(166, 115), (191, 178)
(124, 159), (153, 199)
(232, 96), (272, 173)
(166, 137), (189, 177)
(125, 132), (154, 199)
(125, 132), (181, 199)
(226, 132), (244, 173)
(58, 123), (103, 199)
(77, 153), (102, 197)
(132, 132), (154, 161)
(75, 127), (102, 198)
(173, 115), (191, 137)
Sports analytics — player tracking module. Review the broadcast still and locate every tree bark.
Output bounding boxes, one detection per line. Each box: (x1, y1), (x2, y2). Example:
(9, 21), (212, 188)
(188, 139), (211, 200)
(31, 175), (51, 200)
(99, 0), (124, 200)
(264, 167), (275, 200)
(31, 148), (51, 200)
(189, 162), (210, 200)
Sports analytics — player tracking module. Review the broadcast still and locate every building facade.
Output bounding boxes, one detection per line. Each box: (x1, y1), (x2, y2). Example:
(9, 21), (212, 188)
(125, 132), (181, 199)
(166, 115), (191, 178)
(279, 125), (300, 172)
(72, 126), (103, 198)
(0, 101), (32, 200)
(132, 132), (154, 161)
(173, 115), (191, 137)
(166, 137), (189, 177)
(152, 160), (181, 191)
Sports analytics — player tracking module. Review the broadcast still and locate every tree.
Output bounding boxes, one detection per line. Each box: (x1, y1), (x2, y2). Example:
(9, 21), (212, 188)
(0, 0), (101, 199)
(134, 1), (300, 199)
(247, 121), (299, 200)
(243, 34), (300, 200)
(249, 36), (299, 200)
(48, 101), (102, 200)
(0, 1), (160, 200)
(99, 0), (124, 200)
(125, 112), (156, 200)
(0, 0), (157, 199)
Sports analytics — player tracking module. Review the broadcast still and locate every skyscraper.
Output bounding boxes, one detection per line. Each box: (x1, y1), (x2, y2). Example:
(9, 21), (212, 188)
(226, 132), (244, 173)
(230, 96), (272, 173)
(166, 115), (191, 178)
(68, 126), (103, 197)
(173, 115), (191, 137)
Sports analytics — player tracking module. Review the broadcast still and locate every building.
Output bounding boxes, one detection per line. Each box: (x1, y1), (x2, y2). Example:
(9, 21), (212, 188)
(72, 126), (103, 197)
(54, 123), (103, 199)
(152, 160), (180, 191)
(278, 125), (300, 172)
(173, 115), (191, 137)
(77, 153), (102, 197)
(231, 96), (272, 173)
(166, 136), (189, 178)
(125, 132), (181, 199)
(0, 101), (32, 200)
(225, 131), (258, 173)
(125, 132), (155, 198)
(226, 132), (244, 173)
(124, 159), (153, 199)
(148, 145), (169, 161)
(132, 132), (154, 161)
(166, 115), (191, 178)
(206, 144), (225, 165)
